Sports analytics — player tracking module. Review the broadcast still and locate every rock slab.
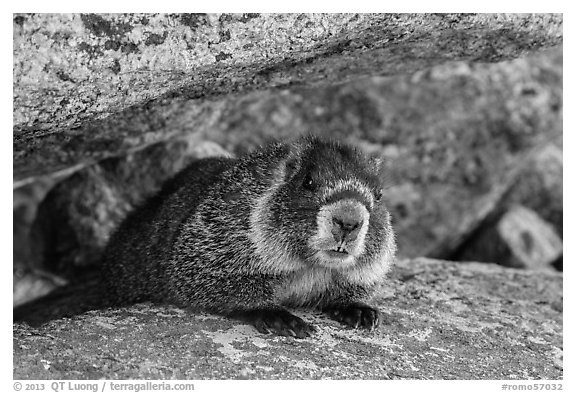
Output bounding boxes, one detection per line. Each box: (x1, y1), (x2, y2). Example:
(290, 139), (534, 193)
(13, 258), (562, 380)
(13, 13), (562, 183)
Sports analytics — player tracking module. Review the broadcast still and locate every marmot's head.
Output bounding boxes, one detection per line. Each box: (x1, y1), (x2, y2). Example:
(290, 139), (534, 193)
(249, 136), (396, 284)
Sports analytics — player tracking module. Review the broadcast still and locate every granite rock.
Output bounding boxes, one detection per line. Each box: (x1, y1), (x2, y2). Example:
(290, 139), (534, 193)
(13, 13), (562, 184)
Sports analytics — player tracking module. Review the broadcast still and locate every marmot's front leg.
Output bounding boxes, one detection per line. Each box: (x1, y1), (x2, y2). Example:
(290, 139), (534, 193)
(188, 273), (316, 338)
(322, 302), (380, 331)
(231, 307), (316, 338)
(318, 283), (380, 331)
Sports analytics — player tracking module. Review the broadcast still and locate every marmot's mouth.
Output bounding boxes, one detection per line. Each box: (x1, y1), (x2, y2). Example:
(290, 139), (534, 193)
(324, 249), (350, 259)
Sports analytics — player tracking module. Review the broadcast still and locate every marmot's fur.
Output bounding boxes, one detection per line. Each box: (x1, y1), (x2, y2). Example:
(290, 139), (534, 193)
(101, 136), (396, 338)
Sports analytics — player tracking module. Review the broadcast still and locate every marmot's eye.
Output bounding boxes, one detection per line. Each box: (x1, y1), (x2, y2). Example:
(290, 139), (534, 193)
(374, 189), (383, 202)
(303, 173), (315, 191)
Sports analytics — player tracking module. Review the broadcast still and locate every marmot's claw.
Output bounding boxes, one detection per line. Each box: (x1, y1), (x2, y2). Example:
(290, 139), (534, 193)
(326, 303), (380, 331)
(244, 308), (316, 339)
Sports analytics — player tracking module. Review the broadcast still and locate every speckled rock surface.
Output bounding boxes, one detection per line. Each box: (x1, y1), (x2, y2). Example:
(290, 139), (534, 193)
(13, 258), (562, 380)
(13, 13), (562, 184)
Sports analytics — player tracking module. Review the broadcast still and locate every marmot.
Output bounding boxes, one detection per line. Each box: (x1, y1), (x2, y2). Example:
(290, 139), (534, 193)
(101, 135), (396, 338)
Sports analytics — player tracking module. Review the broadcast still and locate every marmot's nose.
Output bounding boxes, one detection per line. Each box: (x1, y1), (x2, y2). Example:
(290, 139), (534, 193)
(332, 216), (363, 242)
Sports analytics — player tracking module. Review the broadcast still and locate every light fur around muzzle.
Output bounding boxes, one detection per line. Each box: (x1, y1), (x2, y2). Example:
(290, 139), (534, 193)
(308, 199), (370, 268)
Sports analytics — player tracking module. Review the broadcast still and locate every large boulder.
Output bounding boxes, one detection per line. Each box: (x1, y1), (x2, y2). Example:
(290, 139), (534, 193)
(13, 13), (562, 183)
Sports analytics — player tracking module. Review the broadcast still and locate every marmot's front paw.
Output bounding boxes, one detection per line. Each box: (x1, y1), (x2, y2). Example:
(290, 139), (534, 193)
(238, 308), (316, 338)
(325, 302), (380, 331)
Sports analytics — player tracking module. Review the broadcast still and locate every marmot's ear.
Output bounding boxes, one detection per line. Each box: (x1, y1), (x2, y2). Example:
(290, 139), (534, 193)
(368, 154), (392, 184)
(368, 155), (384, 173)
(283, 154), (303, 182)
(285, 157), (299, 178)
(280, 141), (304, 179)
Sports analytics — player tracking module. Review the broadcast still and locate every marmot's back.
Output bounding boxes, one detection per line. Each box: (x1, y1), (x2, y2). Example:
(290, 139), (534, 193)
(101, 156), (235, 304)
(101, 136), (396, 338)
